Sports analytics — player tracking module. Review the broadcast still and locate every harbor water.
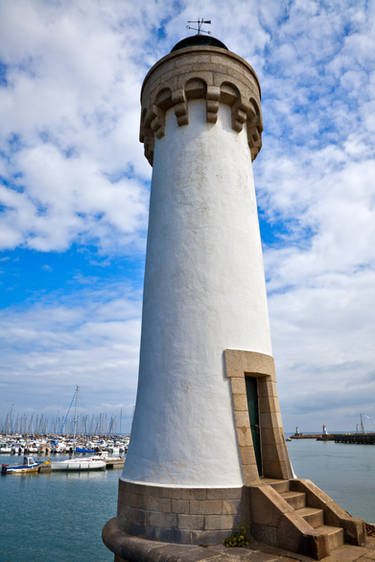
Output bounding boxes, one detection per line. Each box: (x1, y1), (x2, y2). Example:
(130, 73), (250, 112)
(1, 440), (375, 561)
(287, 438), (375, 523)
(0, 455), (117, 561)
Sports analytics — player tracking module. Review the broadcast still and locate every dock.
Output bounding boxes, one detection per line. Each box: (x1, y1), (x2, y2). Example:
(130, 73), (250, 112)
(104, 458), (124, 469)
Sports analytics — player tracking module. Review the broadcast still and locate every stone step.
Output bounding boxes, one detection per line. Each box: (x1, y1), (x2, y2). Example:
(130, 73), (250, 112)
(296, 506), (324, 528)
(269, 480), (290, 493)
(280, 490), (306, 509)
(314, 525), (344, 551)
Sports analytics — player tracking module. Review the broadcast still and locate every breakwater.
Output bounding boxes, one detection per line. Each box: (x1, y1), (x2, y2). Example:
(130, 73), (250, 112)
(332, 433), (375, 444)
(290, 433), (324, 439)
(290, 433), (375, 444)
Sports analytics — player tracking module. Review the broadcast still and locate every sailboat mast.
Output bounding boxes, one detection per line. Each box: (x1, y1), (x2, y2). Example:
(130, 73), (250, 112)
(73, 385), (79, 442)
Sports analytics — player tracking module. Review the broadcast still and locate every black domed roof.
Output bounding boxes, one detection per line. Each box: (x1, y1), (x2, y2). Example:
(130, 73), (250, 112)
(171, 35), (228, 52)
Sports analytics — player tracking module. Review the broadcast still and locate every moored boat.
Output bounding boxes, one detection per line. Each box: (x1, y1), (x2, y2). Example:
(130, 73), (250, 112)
(75, 447), (97, 454)
(1, 456), (42, 474)
(50, 457), (106, 472)
(85, 451), (125, 469)
(0, 443), (12, 454)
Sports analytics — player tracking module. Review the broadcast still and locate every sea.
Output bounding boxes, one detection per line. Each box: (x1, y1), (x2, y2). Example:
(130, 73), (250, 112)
(1, 439), (375, 562)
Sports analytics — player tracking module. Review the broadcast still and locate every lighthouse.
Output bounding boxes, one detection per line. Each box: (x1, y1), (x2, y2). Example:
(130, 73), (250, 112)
(103, 33), (365, 561)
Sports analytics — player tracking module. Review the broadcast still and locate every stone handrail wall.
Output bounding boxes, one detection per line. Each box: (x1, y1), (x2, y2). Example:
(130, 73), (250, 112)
(140, 46), (263, 165)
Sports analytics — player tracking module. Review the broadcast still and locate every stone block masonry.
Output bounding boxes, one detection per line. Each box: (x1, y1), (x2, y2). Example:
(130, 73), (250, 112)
(116, 480), (248, 545)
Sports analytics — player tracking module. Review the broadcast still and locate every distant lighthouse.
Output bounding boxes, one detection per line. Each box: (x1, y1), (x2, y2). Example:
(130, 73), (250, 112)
(103, 31), (365, 561)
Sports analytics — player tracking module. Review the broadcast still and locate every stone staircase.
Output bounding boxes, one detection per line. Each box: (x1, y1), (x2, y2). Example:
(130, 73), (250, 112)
(248, 478), (366, 559)
(272, 480), (344, 554)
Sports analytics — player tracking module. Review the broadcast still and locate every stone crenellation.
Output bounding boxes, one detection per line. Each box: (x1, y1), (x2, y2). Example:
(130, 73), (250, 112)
(140, 46), (263, 165)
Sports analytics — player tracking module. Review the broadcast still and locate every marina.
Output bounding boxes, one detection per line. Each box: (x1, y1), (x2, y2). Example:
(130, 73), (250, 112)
(0, 431), (129, 455)
(0, 432), (127, 476)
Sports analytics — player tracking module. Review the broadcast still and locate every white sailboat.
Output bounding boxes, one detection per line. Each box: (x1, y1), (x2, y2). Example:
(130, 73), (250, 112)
(51, 386), (106, 472)
(50, 457), (106, 471)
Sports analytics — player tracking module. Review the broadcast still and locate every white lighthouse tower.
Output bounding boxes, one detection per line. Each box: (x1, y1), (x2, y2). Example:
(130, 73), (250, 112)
(103, 33), (365, 561)
(117, 29), (291, 537)
(115, 30), (291, 535)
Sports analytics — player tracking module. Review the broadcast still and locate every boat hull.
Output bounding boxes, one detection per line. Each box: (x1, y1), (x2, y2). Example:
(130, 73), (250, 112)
(2, 464), (41, 474)
(50, 459), (106, 471)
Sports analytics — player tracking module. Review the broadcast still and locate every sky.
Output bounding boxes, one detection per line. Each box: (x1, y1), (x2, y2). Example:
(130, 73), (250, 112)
(0, 0), (374, 434)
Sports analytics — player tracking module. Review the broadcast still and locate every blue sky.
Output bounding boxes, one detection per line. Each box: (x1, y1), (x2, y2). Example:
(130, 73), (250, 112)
(1, 0), (375, 433)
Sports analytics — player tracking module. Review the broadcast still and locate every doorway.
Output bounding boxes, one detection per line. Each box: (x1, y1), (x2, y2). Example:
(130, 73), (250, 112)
(245, 376), (262, 476)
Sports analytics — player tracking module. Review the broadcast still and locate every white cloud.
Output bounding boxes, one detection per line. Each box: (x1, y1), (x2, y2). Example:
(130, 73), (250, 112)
(0, 282), (141, 429)
(0, 0), (159, 254)
(10, 144), (149, 251)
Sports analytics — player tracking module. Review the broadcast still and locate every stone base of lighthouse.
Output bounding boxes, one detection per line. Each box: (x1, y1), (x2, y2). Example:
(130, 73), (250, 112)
(114, 481), (246, 545)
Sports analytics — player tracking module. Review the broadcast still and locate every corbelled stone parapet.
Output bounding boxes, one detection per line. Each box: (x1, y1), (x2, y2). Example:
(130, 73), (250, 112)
(140, 46), (263, 165)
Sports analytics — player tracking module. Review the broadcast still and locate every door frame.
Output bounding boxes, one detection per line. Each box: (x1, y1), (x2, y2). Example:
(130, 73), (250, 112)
(224, 349), (293, 484)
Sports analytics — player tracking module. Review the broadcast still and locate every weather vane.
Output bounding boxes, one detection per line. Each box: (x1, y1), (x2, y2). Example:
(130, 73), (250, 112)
(186, 18), (211, 35)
